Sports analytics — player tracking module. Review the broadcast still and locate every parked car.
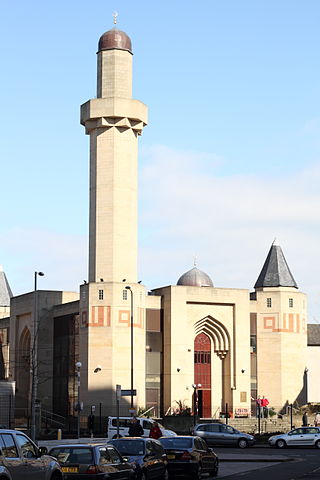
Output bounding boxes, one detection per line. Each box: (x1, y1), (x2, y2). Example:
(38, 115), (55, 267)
(268, 426), (320, 448)
(192, 423), (255, 448)
(0, 429), (62, 479)
(49, 443), (135, 479)
(108, 437), (167, 480)
(107, 417), (176, 440)
(159, 435), (218, 478)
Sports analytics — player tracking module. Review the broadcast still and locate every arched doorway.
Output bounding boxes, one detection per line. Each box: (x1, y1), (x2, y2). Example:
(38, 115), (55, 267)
(194, 332), (211, 418)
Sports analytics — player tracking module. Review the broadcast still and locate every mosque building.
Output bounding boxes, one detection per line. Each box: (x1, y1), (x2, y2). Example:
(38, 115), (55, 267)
(0, 24), (319, 424)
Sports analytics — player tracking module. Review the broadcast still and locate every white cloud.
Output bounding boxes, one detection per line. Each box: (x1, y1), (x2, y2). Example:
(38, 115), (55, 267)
(0, 228), (87, 296)
(138, 144), (320, 321)
(2, 144), (320, 323)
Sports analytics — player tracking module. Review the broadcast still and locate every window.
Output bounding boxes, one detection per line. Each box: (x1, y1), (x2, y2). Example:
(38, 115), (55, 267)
(15, 434), (38, 458)
(123, 289), (128, 300)
(107, 446), (122, 464)
(194, 351), (211, 364)
(98, 289), (104, 300)
(194, 438), (203, 450)
(267, 298), (272, 308)
(0, 434), (18, 458)
(250, 335), (256, 353)
(99, 447), (111, 465)
(289, 298), (293, 308)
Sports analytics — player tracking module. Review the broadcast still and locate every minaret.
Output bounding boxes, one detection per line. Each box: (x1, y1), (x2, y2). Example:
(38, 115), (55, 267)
(79, 25), (148, 414)
(81, 27), (148, 283)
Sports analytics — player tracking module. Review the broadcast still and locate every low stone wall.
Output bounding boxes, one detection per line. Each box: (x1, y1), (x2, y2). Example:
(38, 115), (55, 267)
(162, 414), (304, 435)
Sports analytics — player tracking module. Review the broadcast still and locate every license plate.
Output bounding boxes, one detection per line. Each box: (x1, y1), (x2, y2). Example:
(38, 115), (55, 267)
(167, 455), (175, 459)
(61, 466), (79, 473)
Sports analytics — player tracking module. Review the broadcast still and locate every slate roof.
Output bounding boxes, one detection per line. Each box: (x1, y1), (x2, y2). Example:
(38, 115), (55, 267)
(307, 324), (320, 346)
(0, 266), (13, 307)
(254, 243), (298, 289)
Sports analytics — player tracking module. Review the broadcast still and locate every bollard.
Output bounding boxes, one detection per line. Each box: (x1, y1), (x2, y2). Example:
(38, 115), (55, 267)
(57, 428), (62, 440)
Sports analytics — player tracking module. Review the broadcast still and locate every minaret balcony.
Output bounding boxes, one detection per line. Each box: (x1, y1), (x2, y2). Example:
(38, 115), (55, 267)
(81, 97), (148, 134)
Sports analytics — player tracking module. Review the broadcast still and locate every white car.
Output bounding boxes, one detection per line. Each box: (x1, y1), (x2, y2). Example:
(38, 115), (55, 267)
(268, 426), (320, 448)
(107, 416), (177, 439)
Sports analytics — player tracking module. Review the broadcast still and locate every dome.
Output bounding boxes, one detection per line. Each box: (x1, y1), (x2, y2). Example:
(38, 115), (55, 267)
(177, 267), (214, 287)
(98, 28), (132, 54)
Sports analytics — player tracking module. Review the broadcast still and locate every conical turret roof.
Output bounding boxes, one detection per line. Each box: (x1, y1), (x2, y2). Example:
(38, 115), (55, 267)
(254, 243), (298, 289)
(0, 265), (13, 306)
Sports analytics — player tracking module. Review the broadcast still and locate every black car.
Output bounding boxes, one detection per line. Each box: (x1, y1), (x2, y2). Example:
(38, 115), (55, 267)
(108, 437), (167, 480)
(159, 436), (218, 479)
(49, 443), (135, 479)
(0, 429), (62, 480)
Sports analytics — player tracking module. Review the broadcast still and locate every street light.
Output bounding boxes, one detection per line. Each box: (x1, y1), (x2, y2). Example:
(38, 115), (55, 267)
(30, 271), (44, 441)
(76, 361), (82, 438)
(125, 286), (134, 411)
(192, 383), (202, 426)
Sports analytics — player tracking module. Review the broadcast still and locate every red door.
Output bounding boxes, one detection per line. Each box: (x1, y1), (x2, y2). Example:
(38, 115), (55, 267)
(194, 333), (211, 418)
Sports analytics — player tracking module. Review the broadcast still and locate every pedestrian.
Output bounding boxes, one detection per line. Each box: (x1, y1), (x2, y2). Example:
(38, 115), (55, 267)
(261, 396), (269, 418)
(314, 412), (320, 427)
(128, 417), (144, 437)
(302, 412), (308, 426)
(252, 395), (263, 418)
(149, 422), (162, 439)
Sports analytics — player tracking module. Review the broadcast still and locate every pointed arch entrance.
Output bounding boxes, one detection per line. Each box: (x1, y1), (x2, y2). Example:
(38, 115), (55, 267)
(194, 333), (211, 418)
(194, 316), (231, 417)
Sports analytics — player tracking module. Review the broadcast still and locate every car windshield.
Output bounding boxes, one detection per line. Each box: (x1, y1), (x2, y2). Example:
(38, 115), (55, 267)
(160, 438), (193, 449)
(50, 447), (93, 464)
(109, 440), (145, 456)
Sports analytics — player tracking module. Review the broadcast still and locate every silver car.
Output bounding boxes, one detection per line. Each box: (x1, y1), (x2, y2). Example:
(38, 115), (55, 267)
(269, 426), (320, 448)
(0, 429), (63, 479)
(192, 423), (255, 448)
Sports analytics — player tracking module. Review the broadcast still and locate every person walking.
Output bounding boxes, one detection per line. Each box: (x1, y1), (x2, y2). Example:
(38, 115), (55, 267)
(252, 395), (263, 418)
(128, 417), (144, 437)
(149, 422), (162, 439)
(302, 411), (308, 426)
(261, 396), (269, 418)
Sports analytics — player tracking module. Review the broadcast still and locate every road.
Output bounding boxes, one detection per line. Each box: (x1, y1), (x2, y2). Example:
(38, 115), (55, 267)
(214, 446), (320, 479)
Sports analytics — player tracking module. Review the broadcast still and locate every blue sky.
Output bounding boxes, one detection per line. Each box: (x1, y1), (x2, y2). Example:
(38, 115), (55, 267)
(1, 1), (320, 320)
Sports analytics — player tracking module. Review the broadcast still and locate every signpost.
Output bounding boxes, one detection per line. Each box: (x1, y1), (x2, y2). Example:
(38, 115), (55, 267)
(116, 385), (121, 438)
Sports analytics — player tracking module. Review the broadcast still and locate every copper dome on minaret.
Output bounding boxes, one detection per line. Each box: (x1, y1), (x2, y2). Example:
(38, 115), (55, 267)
(98, 28), (132, 54)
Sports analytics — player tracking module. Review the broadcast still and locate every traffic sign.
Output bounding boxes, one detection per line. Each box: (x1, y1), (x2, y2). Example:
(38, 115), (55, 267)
(121, 389), (137, 396)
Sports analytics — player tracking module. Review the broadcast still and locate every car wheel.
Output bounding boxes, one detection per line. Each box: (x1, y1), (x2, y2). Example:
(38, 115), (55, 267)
(276, 439), (286, 449)
(162, 468), (169, 480)
(210, 463), (219, 477)
(193, 464), (202, 480)
(315, 440), (320, 449)
(140, 470), (147, 480)
(237, 438), (248, 449)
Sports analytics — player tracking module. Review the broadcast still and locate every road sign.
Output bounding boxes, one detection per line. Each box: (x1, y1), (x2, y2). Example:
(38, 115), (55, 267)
(121, 389), (137, 397)
(116, 384), (121, 401)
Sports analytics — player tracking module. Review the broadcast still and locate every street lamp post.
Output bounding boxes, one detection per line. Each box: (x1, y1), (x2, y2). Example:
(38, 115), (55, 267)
(125, 286), (134, 411)
(76, 361), (82, 438)
(30, 271), (44, 441)
(192, 383), (202, 426)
